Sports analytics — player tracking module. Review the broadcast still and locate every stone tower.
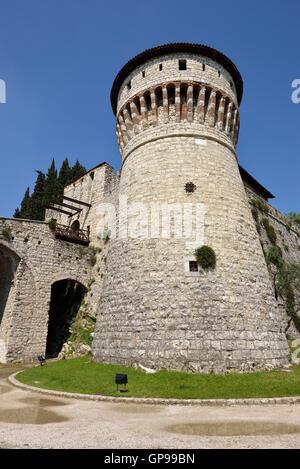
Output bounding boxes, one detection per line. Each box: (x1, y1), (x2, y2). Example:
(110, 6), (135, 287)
(92, 43), (289, 372)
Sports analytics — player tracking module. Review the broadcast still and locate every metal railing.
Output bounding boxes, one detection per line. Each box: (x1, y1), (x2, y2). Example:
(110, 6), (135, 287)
(54, 223), (90, 245)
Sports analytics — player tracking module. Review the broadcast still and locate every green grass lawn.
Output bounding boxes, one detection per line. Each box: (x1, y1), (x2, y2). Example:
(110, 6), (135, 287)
(16, 357), (300, 400)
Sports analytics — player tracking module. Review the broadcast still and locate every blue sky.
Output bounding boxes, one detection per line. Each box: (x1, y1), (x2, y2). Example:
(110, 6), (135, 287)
(0, 0), (299, 216)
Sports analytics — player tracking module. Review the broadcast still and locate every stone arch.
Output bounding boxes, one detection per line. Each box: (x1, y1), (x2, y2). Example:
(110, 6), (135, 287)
(45, 277), (88, 358)
(71, 219), (80, 232)
(0, 243), (20, 328)
(0, 243), (37, 363)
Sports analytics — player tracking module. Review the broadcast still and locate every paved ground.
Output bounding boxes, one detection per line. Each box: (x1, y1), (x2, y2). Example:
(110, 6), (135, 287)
(1, 365), (300, 449)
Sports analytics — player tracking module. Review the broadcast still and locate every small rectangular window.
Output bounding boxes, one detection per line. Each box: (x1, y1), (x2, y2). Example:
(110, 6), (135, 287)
(202, 63), (206, 71)
(142, 71), (145, 78)
(127, 81), (131, 90)
(179, 59), (187, 70)
(159, 64), (163, 71)
(189, 261), (198, 272)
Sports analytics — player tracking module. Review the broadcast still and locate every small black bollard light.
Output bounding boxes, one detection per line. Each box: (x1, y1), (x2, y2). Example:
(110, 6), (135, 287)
(115, 373), (128, 392)
(37, 354), (47, 366)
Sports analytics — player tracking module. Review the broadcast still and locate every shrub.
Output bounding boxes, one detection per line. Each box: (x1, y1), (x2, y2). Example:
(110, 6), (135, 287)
(103, 231), (110, 243)
(266, 245), (283, 269)
(1, 226), (12, 242)
(195, 246), (216, 270)
(251, 208), (259, 223)
(262, 218), (277, 245)
(48, 218), (57, 231)
(89, 254), (97, 267)
(253, 199), (269, 215)
(88, 246), (99, 266)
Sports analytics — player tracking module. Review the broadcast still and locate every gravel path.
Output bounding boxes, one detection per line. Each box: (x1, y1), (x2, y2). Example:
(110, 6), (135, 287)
(1, 366), (300, 449)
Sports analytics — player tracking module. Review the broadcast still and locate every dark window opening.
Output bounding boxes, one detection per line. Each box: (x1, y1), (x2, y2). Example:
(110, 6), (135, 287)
(144, 92), (152, 111)
(156, 88), (163, 107)
(168, 86), (175, 105)
(193, 87), (200, 107)
(159, 63), (163, 71)
(89, 171), (94, 181)
(127, 81), (131, 90)
(218, 71), (221, 77)
(179, 59), (187, 70)
(180, 85), (188, 104)
(185, 182), (196, 193)
(202, 63), (206, 71)
(142, 71), (145, 78)
(230, 81), (233, 89)
(134, 97), (141, 114)
(189, 261), (198, 272)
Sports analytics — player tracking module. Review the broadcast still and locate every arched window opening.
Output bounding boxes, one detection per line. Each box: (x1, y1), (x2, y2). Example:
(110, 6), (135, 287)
(144, 91), (152, 111)
(155, 88), (163, 107)
(193, 86), (200, 108)
(180, 84), (188, 120)
(133, 96), (141, 115)
(71, 220), (80, 233)
(167, 85), (175, 105)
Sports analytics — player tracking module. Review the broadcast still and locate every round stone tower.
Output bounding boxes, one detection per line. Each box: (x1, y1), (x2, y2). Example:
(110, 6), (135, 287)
(93, 43), (289, 372)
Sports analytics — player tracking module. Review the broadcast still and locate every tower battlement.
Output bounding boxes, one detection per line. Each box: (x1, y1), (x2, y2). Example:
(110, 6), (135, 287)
(112, 44), (242, 156)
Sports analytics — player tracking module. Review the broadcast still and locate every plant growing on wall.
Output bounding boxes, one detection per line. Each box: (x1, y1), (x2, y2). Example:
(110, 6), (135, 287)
(195, 246), (216, 270)
(266, 246), (300, 332)
(1, 224), (12, 242)
(262, 218), (277, 245)
(48, 218), (57, 231)
(253, 199), (269, 215)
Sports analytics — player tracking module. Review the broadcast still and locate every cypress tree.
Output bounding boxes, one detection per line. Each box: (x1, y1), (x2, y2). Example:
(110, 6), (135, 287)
(13, 158), (86, 220)
(13, 207), (21, 218)
(30, 171), (46, 220)
(58, 158), (72, 201)
(43, 158), (59, 207)
(18, 187), (32, 219)
(70, 160), (86, 183)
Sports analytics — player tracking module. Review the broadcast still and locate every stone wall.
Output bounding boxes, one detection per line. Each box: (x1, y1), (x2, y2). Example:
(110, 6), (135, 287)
(245, 186), (300, 338)
(0, 218), (92, 362)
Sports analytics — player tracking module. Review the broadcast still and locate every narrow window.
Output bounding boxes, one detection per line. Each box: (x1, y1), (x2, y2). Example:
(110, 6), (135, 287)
(127, 81), (131, 90)
(179, 59), (187, 70)
(89, 171), (94, 181)
(142, 71), (145, 78)
(159, 63), (163, 71)
(230, 81), (233, 89)
(189, 261), (198, 272)
(218, 70), (221, 77)
(202, 63), (206, 71)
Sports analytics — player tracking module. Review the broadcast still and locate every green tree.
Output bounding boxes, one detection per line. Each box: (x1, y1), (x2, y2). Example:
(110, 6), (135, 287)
(57, 158), (72, 200)
(13, 207), (21, 218)
(43, 158), (59, 208)
(70, 160), (86, 183)
(13, 158), (86, 221)
(30, 171), (46, 220)
(17, 187), (32, 219)
(287, 212), (300, 226)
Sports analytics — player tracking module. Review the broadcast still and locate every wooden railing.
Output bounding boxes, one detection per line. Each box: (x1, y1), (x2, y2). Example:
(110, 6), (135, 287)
(54, 223), (90, 246)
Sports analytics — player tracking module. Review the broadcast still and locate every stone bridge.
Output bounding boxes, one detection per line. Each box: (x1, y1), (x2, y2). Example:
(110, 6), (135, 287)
(0, 218), (91, 363)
